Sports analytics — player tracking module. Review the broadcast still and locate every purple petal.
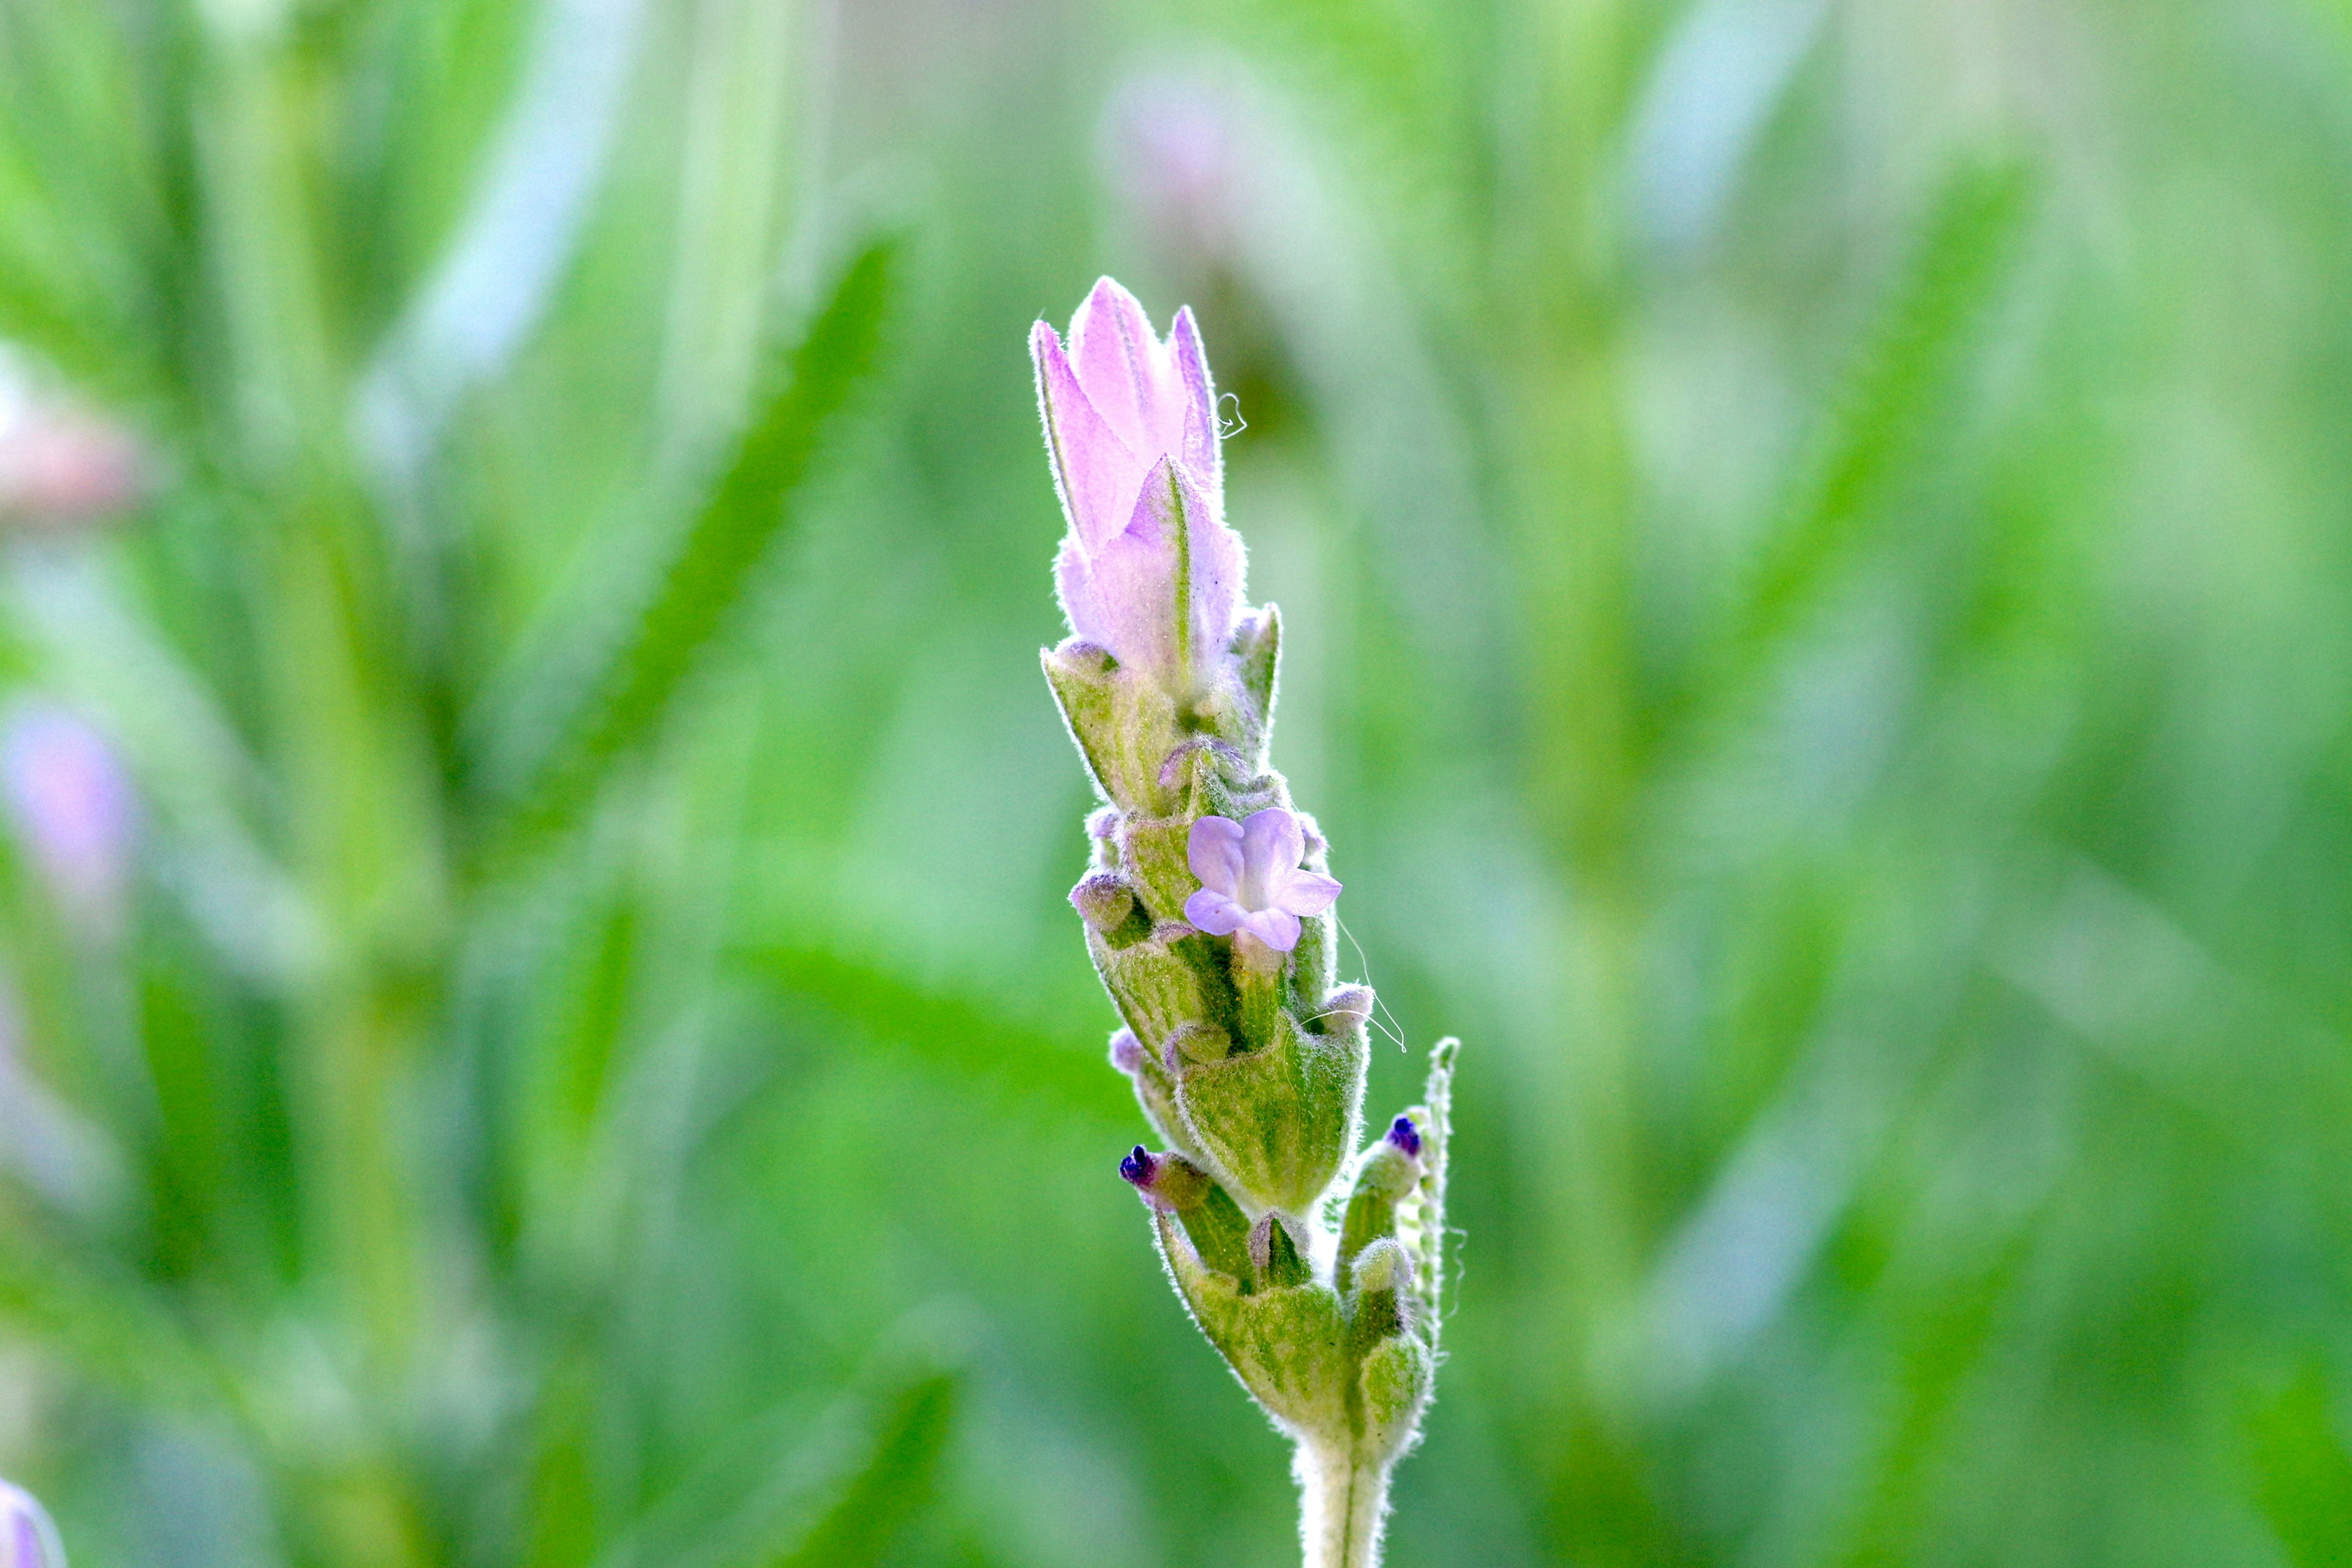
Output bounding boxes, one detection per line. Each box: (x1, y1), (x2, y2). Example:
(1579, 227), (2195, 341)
(1067, 278), (1186, 464)
(1239, 808), (1305, 883)
(1053, 536), (1112, 648)
(1238, 907), (1302, 951)
(1169, 305), (1223, 494)
(1187, 815), (1245, 895)
(1034, 321), (1145, 553)
(1184, 886), (1245, 935)
(1275, 869), (1341, 917)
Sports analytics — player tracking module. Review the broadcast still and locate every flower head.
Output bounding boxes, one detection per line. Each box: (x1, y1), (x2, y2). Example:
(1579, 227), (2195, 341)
(1033, 279), (1244, 693)
(1182, 807), (1340, 953)
(1, 1480), (64, 1568)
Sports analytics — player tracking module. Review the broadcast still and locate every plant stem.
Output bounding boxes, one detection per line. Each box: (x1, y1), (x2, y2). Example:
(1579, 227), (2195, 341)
(1295, 1441), (1390, 1568)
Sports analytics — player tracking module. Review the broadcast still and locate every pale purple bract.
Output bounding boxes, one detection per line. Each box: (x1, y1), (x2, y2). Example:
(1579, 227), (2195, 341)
(1182, 807), (1341, 952)
(1032, 278), (1245, 694)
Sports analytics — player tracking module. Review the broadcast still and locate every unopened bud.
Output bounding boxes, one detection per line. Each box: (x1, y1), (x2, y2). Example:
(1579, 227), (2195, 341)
(1069, 872), (1136, 933)
(1346, 1238), (1416, 1349)
(1248, 1213), (1311, 1290)
(1320, 985), (1374, 1033)
(1120, 1147), (1251, 1278)
(1338, 1118), (1425, 1291)
(1108, 1027), (1148, 1076)
(1120, 1144), (1220, 1212)
(1, 1480), (65, 1568)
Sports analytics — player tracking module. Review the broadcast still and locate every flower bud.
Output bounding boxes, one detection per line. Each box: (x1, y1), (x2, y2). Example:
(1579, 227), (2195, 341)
(1346, 1237), (1417, 1351)
(1108, 1027), (1149, 1077)
(1384, 1114), (1421, 1159)
(1108, 1030), (1189, 1154)
(1338, 1115), (1425, 1291)
(1319, 985), (1374, 1033)
(1, 1480), (65, 1568)
(1069, 872), (1136, 934)
(1120, 1147), (1251, 1280)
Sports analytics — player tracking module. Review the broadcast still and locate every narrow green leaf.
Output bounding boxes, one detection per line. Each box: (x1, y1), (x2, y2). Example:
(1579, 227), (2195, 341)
(739, 944), (1118, 1120)
(764, 1372), (958, 1568)
(1684, 158), (2035, 717)
(2244, 1367), (2352, 1568)
(481, 235), (902, 857)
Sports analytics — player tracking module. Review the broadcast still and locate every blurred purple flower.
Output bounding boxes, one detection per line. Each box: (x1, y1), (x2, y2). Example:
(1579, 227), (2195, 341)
(0, 404), (141, 528)
(0, 1480), (64, 1568)
(1033, 278), (1244, 693)
(3, 706), (134, 927)
(1183, 807), (1339, 952)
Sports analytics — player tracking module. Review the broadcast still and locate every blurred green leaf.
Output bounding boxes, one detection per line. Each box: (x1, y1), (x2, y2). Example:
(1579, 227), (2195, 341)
(764, 1371), (958, 1568)
(2243, 1368), (2352, 1567)
(1683, 157), (2036, 720)
(739, 944), (1114, 1120)
(480, 235), (902, 858)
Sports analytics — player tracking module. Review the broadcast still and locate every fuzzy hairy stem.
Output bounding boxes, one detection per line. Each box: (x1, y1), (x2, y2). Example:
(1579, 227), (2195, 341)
(1296, 1441), (1390, 1568)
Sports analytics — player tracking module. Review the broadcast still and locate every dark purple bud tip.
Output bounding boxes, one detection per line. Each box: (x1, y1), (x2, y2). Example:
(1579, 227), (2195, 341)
(1387, 1115), (1422, 1159)
(1119, 1145), (1157, 1187)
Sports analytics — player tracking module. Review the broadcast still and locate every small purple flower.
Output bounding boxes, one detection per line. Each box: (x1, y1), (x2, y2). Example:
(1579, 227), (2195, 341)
(0, 1480), (64, 1568)
(1182, 807), (1340, 953)
(2, 706), (134, 929)
(1033, 279), (1245, 693)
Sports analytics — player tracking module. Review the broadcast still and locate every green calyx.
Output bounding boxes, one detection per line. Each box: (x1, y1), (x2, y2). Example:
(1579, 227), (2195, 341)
(1139, 1037), (1454, 1468)
(1050, 590), (1458, 1550)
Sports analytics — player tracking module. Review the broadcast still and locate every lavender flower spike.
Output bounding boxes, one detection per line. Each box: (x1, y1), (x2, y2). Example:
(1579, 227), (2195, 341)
(1035, 281), (1460, 1568)
(1185, 808), (1341, 953)
(1, 1480), (66, 1568)
(1033, 279), (1243, 695)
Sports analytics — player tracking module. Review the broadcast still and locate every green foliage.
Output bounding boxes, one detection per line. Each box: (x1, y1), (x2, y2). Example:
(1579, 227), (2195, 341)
(480, 236), (903, 853)
(0, 0), (2346, 1565)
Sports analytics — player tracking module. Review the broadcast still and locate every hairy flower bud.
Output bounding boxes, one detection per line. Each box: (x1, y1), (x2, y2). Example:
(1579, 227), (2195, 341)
(1120, 1147), (1252, 1280)
(1069, 871), (1136, 934)
(1338, 1115), (1426, 1291)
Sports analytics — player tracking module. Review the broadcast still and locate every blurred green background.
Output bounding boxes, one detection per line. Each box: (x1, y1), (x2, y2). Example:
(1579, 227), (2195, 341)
(1, 0), (2350, 1562)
